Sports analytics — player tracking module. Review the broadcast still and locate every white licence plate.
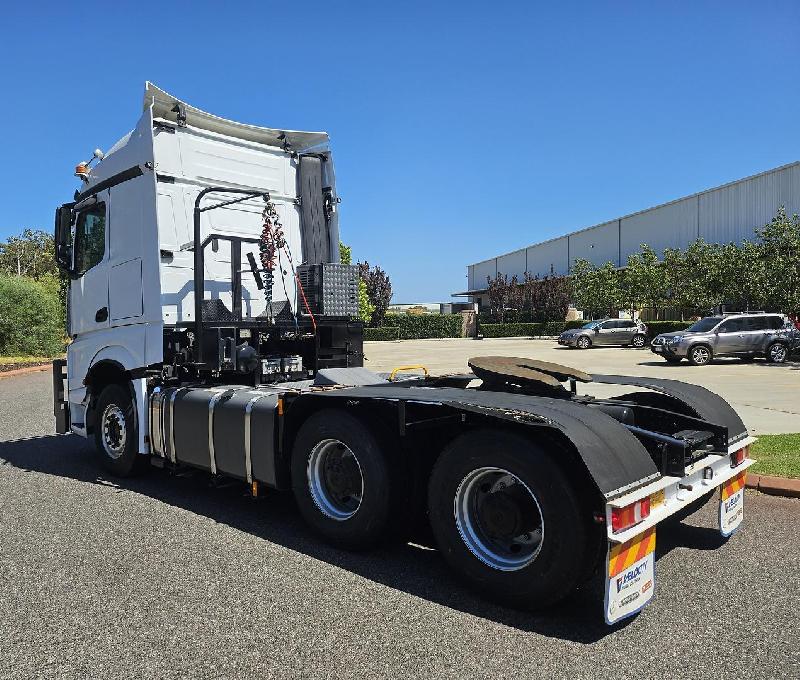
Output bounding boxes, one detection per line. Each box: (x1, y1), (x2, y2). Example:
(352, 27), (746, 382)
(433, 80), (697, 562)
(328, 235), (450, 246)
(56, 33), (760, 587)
(652, 346), (663, 353)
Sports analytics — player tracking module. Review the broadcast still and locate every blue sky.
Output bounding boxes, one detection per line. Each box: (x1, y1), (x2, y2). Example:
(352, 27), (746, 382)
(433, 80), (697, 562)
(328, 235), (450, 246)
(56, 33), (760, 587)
(1, 1), (798, 301)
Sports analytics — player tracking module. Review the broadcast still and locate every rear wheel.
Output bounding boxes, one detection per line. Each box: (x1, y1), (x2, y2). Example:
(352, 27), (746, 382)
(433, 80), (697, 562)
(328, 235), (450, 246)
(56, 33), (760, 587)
(291, 409), (397, 550)
(428, 430), (597, 610)
(687, 344), (712, 366)
(766, 342), (788, 364)
(631, 334), (647, 348)
(92, 383), (147, 477)
(576, 336), (591, 349)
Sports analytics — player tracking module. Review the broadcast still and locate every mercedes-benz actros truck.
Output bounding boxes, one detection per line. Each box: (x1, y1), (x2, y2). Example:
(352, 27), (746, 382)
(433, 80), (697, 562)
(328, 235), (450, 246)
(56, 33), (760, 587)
(52, 83), (755, 624)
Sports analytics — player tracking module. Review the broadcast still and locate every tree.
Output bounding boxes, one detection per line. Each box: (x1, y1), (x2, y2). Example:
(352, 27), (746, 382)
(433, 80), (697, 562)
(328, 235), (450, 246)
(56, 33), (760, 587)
(755, 207), (800, 314)
(358, 261), (392, 326)
(622, 244), (667, 315)
(340, 242), (374, 324)
(487, 273), (513, 322)
(571, 259), (622, 318)
(0, 228), (58, 279)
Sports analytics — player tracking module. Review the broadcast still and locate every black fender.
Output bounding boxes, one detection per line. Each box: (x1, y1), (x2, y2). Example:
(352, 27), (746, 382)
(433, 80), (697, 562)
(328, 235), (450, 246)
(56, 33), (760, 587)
(592, 374), (748, 446)
(305, 385), (660, 500)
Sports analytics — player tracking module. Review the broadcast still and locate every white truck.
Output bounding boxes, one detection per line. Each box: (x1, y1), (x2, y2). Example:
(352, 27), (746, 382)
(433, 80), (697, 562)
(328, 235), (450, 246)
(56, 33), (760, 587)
(53, 84), (755, 624)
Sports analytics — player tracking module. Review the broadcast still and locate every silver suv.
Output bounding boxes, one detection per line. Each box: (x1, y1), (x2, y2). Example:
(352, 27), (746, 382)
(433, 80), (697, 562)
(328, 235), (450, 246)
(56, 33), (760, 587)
(558, 318), (649, 349)
(650, 313), (790, 365)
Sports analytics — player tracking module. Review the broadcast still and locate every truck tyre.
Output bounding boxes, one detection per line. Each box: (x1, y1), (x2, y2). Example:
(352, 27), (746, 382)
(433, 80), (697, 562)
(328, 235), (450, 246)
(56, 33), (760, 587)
(631, 334), (647, 348)
(93, 383), (146, 477)
(765, 342), (788, 364)
(291, 409), (396, 550)
(428, 429), (596, 610)
(576, 336), (591, 349)
(687, 344), (713, 366)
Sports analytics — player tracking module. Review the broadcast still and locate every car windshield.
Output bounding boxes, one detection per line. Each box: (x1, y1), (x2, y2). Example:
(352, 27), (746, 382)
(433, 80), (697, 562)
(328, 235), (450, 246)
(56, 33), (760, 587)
(581, 321), (600, 329)
(686, 317), (722, 332)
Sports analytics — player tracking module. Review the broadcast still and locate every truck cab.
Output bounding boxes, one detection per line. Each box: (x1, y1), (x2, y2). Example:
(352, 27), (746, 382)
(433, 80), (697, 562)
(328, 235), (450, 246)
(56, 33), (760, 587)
(54, 82), (361, 450)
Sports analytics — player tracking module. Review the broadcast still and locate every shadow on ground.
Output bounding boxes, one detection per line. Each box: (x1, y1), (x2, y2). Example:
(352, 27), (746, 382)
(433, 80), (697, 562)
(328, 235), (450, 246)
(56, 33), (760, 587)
(0, 433), (723, 643)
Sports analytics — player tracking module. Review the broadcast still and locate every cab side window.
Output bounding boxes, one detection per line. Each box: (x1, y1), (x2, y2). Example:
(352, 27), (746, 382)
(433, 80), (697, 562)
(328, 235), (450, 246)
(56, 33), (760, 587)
(73, 202), (106, 276)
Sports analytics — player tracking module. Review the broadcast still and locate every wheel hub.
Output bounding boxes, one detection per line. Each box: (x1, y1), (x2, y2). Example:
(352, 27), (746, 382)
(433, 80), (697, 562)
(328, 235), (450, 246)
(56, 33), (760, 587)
(101, 405), (127, 459)
(307, 439), (364, 521)
(454, 468), (544, 571)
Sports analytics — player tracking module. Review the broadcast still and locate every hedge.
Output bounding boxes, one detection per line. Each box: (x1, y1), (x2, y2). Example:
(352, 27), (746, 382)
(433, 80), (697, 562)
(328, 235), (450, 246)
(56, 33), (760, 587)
(480, 321), (581, 338)
(364, 326), (401, 341)
(643, 320), (693, 334)
(0, 275), (64, 356)
(378, 314), (463, 339)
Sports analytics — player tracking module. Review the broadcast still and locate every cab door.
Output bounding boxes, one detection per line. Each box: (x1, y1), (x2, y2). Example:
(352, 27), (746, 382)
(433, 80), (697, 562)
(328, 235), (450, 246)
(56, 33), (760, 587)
(69, 192), (110, 336)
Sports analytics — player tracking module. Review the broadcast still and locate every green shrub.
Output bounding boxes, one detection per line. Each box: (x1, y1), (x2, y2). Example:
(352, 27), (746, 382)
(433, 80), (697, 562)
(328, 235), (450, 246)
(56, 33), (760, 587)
(0, 276), (64, 356)
(364, 326), (400, 341)
(644, 320), (693, 334)
(481, 323), (542, 338)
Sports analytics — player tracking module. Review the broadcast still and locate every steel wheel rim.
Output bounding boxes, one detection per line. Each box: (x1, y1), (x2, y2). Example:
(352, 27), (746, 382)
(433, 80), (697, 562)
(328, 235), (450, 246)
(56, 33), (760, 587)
(633, 335), (645, 347)
(770, 344), (787, 362)
(454, 467), (544, 571)
(101, 405), (127, 459)
(692, 347), (710, 364)
(307, 439), (364, 521)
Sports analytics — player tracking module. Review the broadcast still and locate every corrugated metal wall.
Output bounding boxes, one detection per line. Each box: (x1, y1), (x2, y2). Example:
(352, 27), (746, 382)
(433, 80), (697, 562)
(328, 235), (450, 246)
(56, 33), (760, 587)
(467, 161), (800, 290)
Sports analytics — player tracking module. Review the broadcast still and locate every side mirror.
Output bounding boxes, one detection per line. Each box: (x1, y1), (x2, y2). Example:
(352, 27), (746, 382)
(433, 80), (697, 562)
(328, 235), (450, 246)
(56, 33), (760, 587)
(594, 327), (600, 334)
(54, 203), (75, 274)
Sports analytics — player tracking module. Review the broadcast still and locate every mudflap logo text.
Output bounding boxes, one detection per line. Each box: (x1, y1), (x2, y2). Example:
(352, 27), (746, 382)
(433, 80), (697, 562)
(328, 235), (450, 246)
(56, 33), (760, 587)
(616, 559), (649, 593)
(724, 493), (741, 514)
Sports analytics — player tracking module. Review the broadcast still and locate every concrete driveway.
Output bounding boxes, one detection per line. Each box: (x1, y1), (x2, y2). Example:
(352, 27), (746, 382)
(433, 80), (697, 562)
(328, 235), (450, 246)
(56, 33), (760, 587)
(364, 338), (800, 434)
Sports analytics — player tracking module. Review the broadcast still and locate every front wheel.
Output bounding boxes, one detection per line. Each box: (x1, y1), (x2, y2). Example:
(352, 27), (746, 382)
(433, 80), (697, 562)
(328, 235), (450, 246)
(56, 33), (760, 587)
(766, 342), (788, 364)
(688, 345), (713, 366)
(428, 430), (598, 610)
(576, 336), (591, 349)
(92, 383), (147, 477)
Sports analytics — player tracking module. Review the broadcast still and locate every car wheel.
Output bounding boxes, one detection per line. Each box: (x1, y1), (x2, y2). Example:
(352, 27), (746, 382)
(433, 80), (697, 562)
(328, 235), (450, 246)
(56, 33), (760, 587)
(766, 342), (788, 364)
(92, 383), (147, 477)
(688, 345), (712, 366)
(631, 334), (647, 348)
(576, 336), (591, 349)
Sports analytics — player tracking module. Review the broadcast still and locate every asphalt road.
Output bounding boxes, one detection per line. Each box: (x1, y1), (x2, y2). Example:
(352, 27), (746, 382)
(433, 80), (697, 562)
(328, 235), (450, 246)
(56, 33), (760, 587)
(1, 370), (799, 679)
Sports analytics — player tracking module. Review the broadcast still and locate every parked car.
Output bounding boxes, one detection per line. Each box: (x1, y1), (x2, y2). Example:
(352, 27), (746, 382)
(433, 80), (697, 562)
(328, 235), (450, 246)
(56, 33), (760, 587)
(558, 318), (649, 349)
(650, 313), (790, 365)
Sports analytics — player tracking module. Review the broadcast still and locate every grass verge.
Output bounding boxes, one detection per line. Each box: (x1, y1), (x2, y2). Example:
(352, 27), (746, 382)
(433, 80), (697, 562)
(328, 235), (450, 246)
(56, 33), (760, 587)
(0, 356), (59, 373)
(751, 434), (800, 479)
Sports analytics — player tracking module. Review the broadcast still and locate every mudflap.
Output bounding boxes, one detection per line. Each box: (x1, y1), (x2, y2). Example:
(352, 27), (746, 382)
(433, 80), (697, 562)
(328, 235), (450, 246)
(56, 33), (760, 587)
(604, 527), (656, 625)
(719, 470), (747, 537)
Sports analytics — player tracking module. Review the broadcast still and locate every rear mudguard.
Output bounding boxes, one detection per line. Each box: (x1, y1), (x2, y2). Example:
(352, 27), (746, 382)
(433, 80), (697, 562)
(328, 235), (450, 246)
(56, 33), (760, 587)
(298, 385), (660, 500)
(592, 374), (748, 447)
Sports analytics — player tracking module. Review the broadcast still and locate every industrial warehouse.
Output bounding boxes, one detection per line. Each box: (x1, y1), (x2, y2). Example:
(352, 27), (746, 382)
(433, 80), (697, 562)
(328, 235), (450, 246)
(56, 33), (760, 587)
(458, 161), (800, 308)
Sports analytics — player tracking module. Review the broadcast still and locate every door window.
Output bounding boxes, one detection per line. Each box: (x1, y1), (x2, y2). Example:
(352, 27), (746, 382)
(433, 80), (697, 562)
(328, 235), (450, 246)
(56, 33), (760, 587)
(718, 318), (747, 333)
(74, 202), (106, 276)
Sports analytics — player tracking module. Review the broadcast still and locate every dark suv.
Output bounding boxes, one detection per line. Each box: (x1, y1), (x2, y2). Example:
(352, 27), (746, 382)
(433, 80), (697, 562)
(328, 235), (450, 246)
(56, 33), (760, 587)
(650, 313), (791, 365)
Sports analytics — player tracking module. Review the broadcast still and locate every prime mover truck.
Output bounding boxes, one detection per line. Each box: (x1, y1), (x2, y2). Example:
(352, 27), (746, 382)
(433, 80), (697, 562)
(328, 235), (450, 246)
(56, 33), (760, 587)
(52, 84), (755, 624)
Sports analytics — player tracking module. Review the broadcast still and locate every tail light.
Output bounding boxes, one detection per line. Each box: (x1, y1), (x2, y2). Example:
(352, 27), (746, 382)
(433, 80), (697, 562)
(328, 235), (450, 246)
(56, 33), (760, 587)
(731, 445), (749, 468)
(611, 496), (651, 533)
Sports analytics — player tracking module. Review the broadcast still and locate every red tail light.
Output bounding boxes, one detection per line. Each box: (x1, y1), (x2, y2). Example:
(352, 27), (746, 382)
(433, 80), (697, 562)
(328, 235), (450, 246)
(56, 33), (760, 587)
(611, 496), (651, 533)
(731, 445), (749, 468)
